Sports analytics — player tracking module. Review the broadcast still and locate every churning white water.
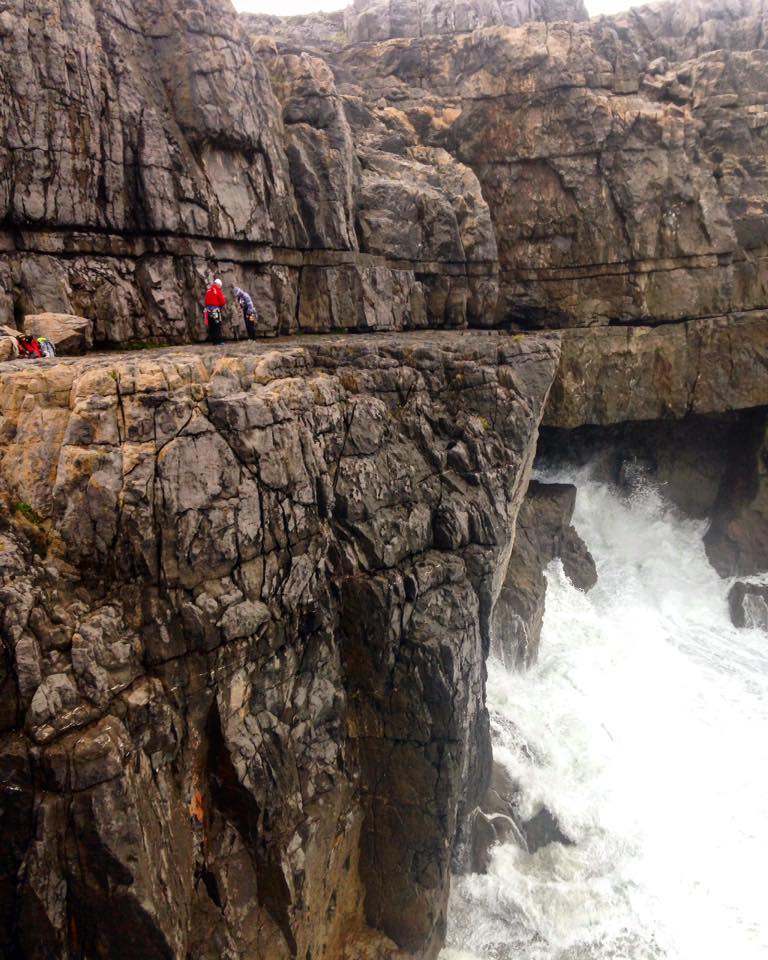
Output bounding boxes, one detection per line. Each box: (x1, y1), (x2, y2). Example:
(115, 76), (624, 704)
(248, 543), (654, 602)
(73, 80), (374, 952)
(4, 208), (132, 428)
(443, 472), (768, 960)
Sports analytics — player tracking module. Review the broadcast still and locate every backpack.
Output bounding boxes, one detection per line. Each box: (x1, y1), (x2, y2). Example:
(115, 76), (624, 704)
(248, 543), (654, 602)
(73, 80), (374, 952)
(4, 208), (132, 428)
(17, 336), (42, 358)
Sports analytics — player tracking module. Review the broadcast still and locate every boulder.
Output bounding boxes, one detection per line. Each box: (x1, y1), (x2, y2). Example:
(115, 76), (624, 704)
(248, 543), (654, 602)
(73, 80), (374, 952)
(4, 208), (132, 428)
(728, 581), (768, 630)
(23, 313), (94, 355)
(0, 336), (19, 362)
(467, 759), (573, 873)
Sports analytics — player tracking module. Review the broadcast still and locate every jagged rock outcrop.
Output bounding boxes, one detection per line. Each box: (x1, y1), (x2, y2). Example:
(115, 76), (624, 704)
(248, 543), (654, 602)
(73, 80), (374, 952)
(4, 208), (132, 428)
(543, 313), (768, 428)
(491, 480), (596, 668)
(0, 0), (504, 345)
(2, 0), (768, 956)
(0, 331), (558, 960)
(728, 580), (768, 629)
(467, 759), (573, 874)
(268, 0), (768, 329)
(4, 0), (768, 344)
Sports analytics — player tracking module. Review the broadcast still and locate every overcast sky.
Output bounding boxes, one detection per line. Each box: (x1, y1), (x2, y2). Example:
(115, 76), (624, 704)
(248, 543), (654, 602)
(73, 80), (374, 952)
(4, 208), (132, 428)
(234, 0), (637, 17)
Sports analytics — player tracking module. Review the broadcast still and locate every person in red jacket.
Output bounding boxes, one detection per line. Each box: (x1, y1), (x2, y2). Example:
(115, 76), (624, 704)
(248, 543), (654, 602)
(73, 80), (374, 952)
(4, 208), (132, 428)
(204, 278), (227, 344)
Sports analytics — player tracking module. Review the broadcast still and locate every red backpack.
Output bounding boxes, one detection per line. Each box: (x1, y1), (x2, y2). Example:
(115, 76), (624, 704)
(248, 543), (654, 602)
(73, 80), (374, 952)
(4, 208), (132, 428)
(17, 336), (42, 358)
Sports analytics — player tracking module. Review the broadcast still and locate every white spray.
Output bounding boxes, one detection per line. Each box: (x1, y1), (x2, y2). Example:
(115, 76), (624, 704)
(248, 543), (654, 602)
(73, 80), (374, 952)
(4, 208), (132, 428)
(443, 473), (768, 960)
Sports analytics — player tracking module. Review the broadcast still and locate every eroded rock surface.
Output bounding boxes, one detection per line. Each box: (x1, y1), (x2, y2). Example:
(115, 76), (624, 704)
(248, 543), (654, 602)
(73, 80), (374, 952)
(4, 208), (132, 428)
(728, 580), (768, 630)
(2, 0), (767, 344)
(2, 0), (768, 955)
(0, 331), (558, 960)
(705, 407), (768, 576)
(0, 0), (503, 345)
(544, 314), (768, 428)
(249, 0), (765, 330)
(491, 480), (596, 669)
(244, 0), (587, 46)
(23, 313), (94, 355)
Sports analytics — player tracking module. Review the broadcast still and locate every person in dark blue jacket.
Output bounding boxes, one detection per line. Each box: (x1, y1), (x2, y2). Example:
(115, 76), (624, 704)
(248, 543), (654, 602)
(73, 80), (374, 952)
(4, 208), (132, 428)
(233, 286), (257, 341)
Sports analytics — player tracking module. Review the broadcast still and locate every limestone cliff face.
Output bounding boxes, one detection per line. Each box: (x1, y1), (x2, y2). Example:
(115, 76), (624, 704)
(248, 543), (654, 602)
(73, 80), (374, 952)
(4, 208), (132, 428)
(314, 1), (768, 329)
(244, 0), (587, 46)
(2, 0), (768, 957)
(0, 0), (502, 344)
(5, 0), (768, 344)
(0, 333), (558, 959)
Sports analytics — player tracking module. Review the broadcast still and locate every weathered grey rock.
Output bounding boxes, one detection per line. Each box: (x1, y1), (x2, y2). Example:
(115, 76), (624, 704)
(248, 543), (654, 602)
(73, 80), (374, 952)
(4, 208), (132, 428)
(344, 0), (588, 42)
(728, 580), (768, 629)
(609, 0), (768, 63)
(323, 7), (768, 328)
(0, 0), (505, 345)
(492, 480), (596, 668)
(0, 336), (18, 361)
(544, 314), (768, 428)
(0, 331), (558, 960)
(2, 0), (767, 343)
(0, 0), (297, 244)
(466, 759), (573, 873)
(1, 1), (768, 956)
(243, 0), (588, 48)
(705, 407), (768, 577)
(23, 313), (94, 355)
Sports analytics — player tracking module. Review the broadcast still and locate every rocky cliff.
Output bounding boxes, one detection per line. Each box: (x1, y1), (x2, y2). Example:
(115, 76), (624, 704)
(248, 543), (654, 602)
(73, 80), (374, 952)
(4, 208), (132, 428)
(0, 333), (559, 959)
(3, 0), (767, 344)
(1, 0), (768, 958)
(243, 0), (768, 330)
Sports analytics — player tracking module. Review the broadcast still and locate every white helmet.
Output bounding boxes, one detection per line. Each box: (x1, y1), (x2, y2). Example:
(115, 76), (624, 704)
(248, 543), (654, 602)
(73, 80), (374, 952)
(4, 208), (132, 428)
(213, 278), (223, 287)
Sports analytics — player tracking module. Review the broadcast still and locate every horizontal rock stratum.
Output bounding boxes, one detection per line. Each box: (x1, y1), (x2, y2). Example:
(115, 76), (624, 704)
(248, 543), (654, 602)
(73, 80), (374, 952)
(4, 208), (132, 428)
(1, 0), (766, 343)
(544, 311), (768, 427)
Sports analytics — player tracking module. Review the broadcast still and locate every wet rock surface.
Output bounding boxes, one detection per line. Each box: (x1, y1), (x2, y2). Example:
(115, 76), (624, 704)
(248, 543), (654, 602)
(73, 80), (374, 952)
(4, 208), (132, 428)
(467, 759), (574, 874)
(705, 407), (768, 577)
(0, 331), (558, 960)
(539, 412), (751, 519)
(492, 480), (596, 669)
(728, 580), (768, 630)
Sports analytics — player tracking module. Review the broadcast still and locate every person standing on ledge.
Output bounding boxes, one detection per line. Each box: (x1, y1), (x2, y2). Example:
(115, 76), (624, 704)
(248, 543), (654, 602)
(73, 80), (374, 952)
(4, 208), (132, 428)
(233, 285), (258, 341)
(204, 277), (227, 345)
